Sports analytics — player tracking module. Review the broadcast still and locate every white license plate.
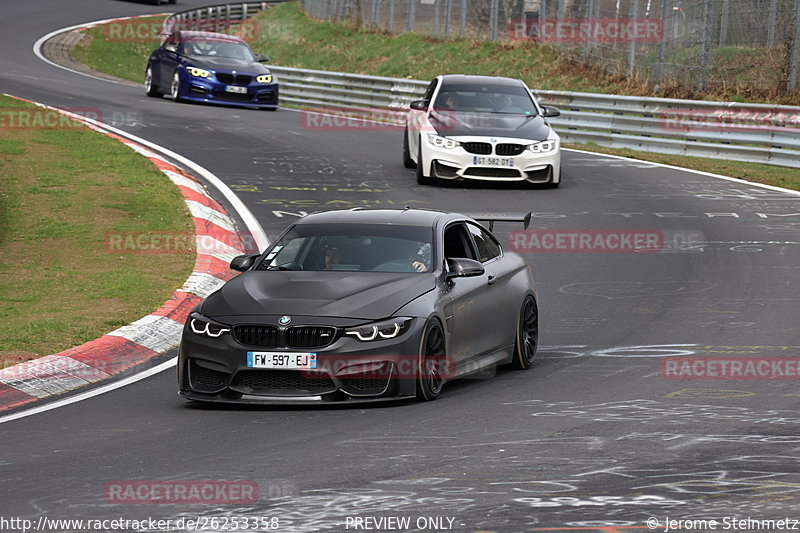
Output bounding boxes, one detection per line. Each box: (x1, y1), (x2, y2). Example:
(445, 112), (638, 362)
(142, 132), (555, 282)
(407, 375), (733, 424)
(473, 156), (514, 167)
(225, 85), (248, 94)
(246, 352), (317, 369)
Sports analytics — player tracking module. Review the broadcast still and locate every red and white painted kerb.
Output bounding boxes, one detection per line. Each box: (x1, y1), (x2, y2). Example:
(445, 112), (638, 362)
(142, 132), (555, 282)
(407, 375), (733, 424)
(0, 96), (254, 412)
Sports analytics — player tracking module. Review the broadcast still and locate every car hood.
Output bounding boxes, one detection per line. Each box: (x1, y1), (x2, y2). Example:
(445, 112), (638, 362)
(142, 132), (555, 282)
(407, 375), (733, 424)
(184, 55), (270, 74)
(201, 271), (436, 320)
(430, 110), (551, 141)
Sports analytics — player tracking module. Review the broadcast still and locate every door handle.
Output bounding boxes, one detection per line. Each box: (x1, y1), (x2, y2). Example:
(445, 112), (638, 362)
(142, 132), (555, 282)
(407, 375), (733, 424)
(487, 275), (496, 286)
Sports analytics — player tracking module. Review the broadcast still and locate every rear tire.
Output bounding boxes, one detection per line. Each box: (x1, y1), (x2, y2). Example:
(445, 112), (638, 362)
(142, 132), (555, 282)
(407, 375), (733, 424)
(416, 320), (446, 401)
(416, 140), (433, 185)
(510, 296), (538, 370)
(403, 128), (416, 169)
(144, 66), (161, 97)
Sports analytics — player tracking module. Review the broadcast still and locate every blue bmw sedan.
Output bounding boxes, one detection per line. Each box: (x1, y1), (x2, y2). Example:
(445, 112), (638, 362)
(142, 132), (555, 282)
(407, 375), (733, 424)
(145, 30), (278, 110)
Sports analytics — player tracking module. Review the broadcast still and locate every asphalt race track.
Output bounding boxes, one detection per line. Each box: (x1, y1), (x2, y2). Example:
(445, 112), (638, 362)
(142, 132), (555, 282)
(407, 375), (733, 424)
(2, 1), (800, 531)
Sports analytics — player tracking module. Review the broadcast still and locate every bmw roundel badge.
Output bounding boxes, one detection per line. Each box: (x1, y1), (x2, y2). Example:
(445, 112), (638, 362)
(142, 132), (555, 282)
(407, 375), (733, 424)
(279, 315), (292, 325)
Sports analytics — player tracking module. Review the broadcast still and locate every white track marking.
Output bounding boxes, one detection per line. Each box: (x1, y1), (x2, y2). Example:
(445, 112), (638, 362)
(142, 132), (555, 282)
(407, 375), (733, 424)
(0, 359), (176, 425)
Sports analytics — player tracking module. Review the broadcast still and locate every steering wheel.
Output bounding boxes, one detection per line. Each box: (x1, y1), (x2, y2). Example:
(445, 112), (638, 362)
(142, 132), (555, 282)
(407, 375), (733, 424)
(372, 260), (417, 272)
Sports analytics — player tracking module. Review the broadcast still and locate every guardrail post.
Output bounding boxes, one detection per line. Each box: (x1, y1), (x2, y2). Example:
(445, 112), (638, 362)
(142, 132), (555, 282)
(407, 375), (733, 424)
(718, 0), (729, 47)
(656, 0), (669, 82)
(369, 0), (375, 27)
(627, 0), (639, 77)
(434, 0), (441, 36)
(790, 0), (800, 90)
(444, 0), (452, 37)
(768, 0), (779, 47)
(540, 0), (547, 28)
(388, 0), (395, 31)
(582, 0), (594, 59)
(489, 0), (499, 41)
(699, 0), (713, 89)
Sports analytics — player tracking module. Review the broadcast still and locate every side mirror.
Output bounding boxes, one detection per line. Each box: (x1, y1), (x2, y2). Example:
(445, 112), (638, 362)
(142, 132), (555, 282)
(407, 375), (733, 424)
(446, 258), (485, 279)
(410, 100), (429, 111)
(255, 53), (270, 63)
(164, 43), (178, 54)
(230, 253), (260, 272)
(541, 105), (561, 118)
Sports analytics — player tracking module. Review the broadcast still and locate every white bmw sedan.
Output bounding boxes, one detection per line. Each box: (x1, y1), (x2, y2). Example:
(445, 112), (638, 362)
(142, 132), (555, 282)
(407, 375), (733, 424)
(404, 74), (562, 187)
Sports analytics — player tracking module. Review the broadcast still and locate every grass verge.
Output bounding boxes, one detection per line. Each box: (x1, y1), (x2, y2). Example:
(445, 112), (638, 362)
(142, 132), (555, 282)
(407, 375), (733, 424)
(71, 3), (799, 192)
(0, 95), (194, 366)
(72, 16), (167, 84)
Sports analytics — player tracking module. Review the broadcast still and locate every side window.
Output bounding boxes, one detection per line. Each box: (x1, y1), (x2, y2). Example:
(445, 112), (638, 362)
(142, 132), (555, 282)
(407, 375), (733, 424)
(467, 223), (501, 263)
(422, 79), (438, 104)
(164, 32), (179, 52)
(443, 223), (476, 260)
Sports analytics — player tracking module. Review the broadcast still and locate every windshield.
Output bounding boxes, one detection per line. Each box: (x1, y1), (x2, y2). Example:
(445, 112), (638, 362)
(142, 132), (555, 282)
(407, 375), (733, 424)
(433, 84), (538, 115)
(182, 40), (255, 61)
(257, 223), (434, 273)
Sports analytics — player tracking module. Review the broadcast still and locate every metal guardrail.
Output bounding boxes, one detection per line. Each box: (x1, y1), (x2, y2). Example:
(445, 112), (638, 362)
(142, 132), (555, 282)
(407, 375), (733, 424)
(161, 1), (286, 42)
(164, 3), (800, 169)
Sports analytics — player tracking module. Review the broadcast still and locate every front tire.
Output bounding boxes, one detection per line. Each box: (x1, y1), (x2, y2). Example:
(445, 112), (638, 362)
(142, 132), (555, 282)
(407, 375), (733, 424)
(416, 140), (433, 185)
(169, 70), (182, 102)
(416, 320), (446, 401)
(144, 66), (161, 97)
(510, 296), (538, 370)
(403, 128), (416, 169)
(549, 164), (562, 188)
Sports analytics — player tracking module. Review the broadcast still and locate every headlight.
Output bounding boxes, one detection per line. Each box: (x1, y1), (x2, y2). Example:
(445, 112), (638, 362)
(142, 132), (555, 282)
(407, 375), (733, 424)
(187, 67), (211, 78)
(427, 134), (460, 150)
(528, 140), (558, 153)
(256, 74), (273, 84)
(189, 312), (230, 338)
(345, 318), (413, 342)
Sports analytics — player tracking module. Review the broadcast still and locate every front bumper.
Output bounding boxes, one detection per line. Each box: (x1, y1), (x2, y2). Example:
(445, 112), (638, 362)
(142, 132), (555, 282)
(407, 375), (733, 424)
(180, 72), (279, 109)
(423, 136), (561, 183)
(178, 316), (428, 404)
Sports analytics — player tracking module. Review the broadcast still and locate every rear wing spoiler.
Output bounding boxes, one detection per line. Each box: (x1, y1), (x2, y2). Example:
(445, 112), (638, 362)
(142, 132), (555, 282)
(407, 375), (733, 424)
(466, 212), (532, 231)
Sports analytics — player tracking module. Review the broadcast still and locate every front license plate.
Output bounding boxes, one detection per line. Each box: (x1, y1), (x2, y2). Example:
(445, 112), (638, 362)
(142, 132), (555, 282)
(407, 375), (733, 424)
(225, 85), (248, 94)
(472, 156), (514, 167)
(246, 352), (318, 369)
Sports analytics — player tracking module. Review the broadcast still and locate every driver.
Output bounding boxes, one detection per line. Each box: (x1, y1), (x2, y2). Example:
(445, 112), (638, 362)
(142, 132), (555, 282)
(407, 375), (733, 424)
(323, 247), (341, 270)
